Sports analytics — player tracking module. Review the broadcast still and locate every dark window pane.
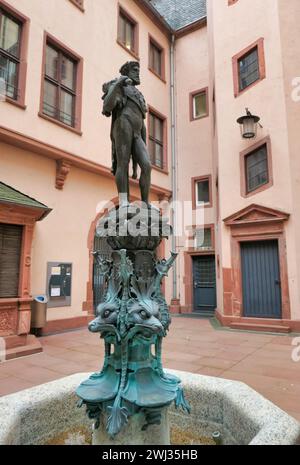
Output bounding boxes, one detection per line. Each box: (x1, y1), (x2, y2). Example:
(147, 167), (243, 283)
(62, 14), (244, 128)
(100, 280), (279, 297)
(119, 15), (126, 43)
(150, 42), (162, 76)
(154, 48), (161, 76)
(195, 228), (212, 249)
(239, 47), (259, 91)
(119, 14), (134, 51)
(149, 114), (155, 138)
(61, 55), (75, 91)
(197, 180), (209, 204)
(45, 45), (59, 80)
(148, 139), (155, 163)
(194, 92), (207, 118)
(125, 22), (133, 50)
(246, 144), (269, 192)
(155, 117), (163, 142)
(0, 14), (20, 58)
(150, 46), (154, 69)
(149, 142), (155, 166)
(44, 43), (77, 128)
(155, 143), (163, 168)
(149, 111), (164, 168)
(60, 90), (74, 126)
(0, 54), (17, 99)
(43, 80), (58, 118)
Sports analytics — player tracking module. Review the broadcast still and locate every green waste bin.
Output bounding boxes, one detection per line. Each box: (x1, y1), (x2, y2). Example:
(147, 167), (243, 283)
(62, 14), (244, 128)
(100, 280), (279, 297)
(31, 295), (48, 329)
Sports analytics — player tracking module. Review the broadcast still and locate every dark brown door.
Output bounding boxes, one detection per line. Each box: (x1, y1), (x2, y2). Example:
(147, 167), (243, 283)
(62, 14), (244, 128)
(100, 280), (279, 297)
(0, 223), (23, 298)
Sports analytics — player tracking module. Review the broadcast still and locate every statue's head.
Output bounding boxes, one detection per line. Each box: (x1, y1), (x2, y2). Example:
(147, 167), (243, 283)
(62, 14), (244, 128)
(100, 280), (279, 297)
(120, 61), (140, 85)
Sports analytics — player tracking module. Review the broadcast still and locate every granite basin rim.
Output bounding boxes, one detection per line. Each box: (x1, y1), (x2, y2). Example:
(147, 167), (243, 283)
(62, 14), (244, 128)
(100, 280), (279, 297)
(0, 370), (299, 445)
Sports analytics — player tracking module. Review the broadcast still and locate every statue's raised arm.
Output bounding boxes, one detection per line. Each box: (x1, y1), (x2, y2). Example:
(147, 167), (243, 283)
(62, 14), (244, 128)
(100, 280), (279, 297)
(102, 76), (132, 117)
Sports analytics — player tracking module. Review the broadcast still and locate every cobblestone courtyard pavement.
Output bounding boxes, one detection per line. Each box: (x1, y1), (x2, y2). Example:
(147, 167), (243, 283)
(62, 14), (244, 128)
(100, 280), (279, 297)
(0, 317), (300, 422)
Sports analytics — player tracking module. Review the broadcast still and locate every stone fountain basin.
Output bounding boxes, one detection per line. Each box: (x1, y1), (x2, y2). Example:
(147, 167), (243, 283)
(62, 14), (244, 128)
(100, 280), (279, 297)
(0, 370), (299, 445)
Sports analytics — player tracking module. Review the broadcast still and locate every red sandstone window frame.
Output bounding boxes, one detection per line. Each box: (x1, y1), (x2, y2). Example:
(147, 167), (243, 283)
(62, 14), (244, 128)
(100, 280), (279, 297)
(0, 0), (29, 109)
(39, 32), (83, 135)
(232, 38), (266, 97)
(69, 0), (84, 12)
(147, 105), (168, 174)
(190, 87), (209, 121)
(148, 34), (165, 82)
(191, 175), (213, 209)
(240, 136), (273, 198)
(117, 4), (139, 60)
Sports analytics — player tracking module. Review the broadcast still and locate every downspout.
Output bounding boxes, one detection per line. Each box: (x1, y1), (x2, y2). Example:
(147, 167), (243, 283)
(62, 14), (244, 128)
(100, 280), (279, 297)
(170, 33), (178, 301)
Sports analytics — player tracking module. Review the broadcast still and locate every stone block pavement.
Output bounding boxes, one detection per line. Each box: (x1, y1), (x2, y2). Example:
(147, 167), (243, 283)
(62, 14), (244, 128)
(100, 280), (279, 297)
(0, 317), (299, 422)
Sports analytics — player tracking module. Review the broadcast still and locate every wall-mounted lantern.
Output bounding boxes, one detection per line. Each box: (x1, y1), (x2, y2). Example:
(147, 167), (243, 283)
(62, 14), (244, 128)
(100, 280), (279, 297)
(237, 108), (261, 139)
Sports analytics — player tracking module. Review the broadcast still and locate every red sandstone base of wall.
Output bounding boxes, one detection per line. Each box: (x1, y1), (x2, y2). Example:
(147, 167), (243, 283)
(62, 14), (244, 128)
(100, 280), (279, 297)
(179, 305), (193, 313)
(4, 334), (42, 360)
(169, 298), (181, 314)
(40, 315), (89, 336)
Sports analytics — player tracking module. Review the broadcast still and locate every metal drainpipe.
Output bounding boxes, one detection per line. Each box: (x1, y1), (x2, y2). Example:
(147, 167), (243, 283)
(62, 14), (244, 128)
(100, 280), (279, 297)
(170, 34), (177, 301)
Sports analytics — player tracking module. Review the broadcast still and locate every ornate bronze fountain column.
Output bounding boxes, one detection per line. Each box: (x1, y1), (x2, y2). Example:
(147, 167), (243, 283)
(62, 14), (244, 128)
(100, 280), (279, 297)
(76, 62), (190, 440)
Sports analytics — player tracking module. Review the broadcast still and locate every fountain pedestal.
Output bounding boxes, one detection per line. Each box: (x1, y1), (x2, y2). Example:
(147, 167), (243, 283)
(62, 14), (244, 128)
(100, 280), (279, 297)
(76, 205), (190, 439)
(93, 407), (170, 445)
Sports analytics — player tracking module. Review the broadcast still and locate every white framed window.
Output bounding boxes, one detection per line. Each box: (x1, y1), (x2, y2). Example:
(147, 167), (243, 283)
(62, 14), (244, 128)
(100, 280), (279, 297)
(195, 227), (213, 250)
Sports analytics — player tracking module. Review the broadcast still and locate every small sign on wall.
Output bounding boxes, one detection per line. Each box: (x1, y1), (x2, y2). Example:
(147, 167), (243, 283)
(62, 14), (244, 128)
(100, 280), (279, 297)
(46, 262), (72, 308)
(50, 287), (61, 297)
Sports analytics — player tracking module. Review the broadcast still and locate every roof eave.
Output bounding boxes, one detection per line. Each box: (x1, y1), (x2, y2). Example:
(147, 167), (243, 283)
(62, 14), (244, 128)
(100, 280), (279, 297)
(133, 0), (207, 38)
(133, 0), (173, 37)
(175, 16), (207, 38)
(0, 199), (52, 221)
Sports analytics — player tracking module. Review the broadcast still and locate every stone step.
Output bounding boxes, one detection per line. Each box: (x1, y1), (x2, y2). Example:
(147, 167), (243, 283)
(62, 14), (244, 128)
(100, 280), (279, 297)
(4, 335), (42, 360)
(229, 322), (291, 333)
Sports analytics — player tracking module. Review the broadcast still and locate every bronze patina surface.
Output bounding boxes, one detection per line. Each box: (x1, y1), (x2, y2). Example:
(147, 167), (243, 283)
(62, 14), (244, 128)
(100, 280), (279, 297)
(76, 62), (190, 438)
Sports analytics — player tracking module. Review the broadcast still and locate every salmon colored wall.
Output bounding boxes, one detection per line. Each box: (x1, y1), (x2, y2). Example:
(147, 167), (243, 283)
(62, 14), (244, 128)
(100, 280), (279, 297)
(209, 0), (299, 319)
(206, 0), (223, 311)
(278, 0), (300, 319)
(0, 0), (171, 191)
(175, 26), (214, 307)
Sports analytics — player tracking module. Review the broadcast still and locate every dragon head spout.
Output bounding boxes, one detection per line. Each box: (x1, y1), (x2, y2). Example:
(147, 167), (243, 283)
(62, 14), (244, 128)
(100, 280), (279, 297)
(89, 302), (119, 332)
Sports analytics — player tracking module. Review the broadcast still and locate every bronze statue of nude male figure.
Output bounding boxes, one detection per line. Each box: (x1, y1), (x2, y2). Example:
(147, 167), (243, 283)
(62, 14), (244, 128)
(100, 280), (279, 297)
(102, 61), (152, 207)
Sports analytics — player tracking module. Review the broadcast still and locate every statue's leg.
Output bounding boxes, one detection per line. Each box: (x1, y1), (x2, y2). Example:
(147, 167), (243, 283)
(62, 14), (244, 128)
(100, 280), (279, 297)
(114, 121), (133, 206)
(133, 137), (152, 205)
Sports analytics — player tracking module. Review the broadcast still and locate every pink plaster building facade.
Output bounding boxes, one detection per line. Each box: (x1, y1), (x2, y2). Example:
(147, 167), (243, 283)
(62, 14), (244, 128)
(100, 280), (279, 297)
(0, 0), (299, 358)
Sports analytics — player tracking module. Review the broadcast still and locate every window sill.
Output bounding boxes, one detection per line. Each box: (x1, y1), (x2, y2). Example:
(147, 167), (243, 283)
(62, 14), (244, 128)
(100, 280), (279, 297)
(148, 67), (166, 84)
(235, 76), (265, 98)
(195, 202), (213, 209)
(116, 39), (139, 61)
(5, 97), (26, 110)
(0, 297), (19, 303)
(69, 0), (85, 12)
(186, 247), (215, 254)
(38, 112), (82, 135)
(191, 113), (209, 122)
(243, 181), (273, 198)
(151, 164), (169, 175)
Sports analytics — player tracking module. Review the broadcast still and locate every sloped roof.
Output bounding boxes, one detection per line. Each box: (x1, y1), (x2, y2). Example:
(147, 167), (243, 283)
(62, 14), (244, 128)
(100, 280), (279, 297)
(0, 182), (51, 219)
(148, 0), (206, 31)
